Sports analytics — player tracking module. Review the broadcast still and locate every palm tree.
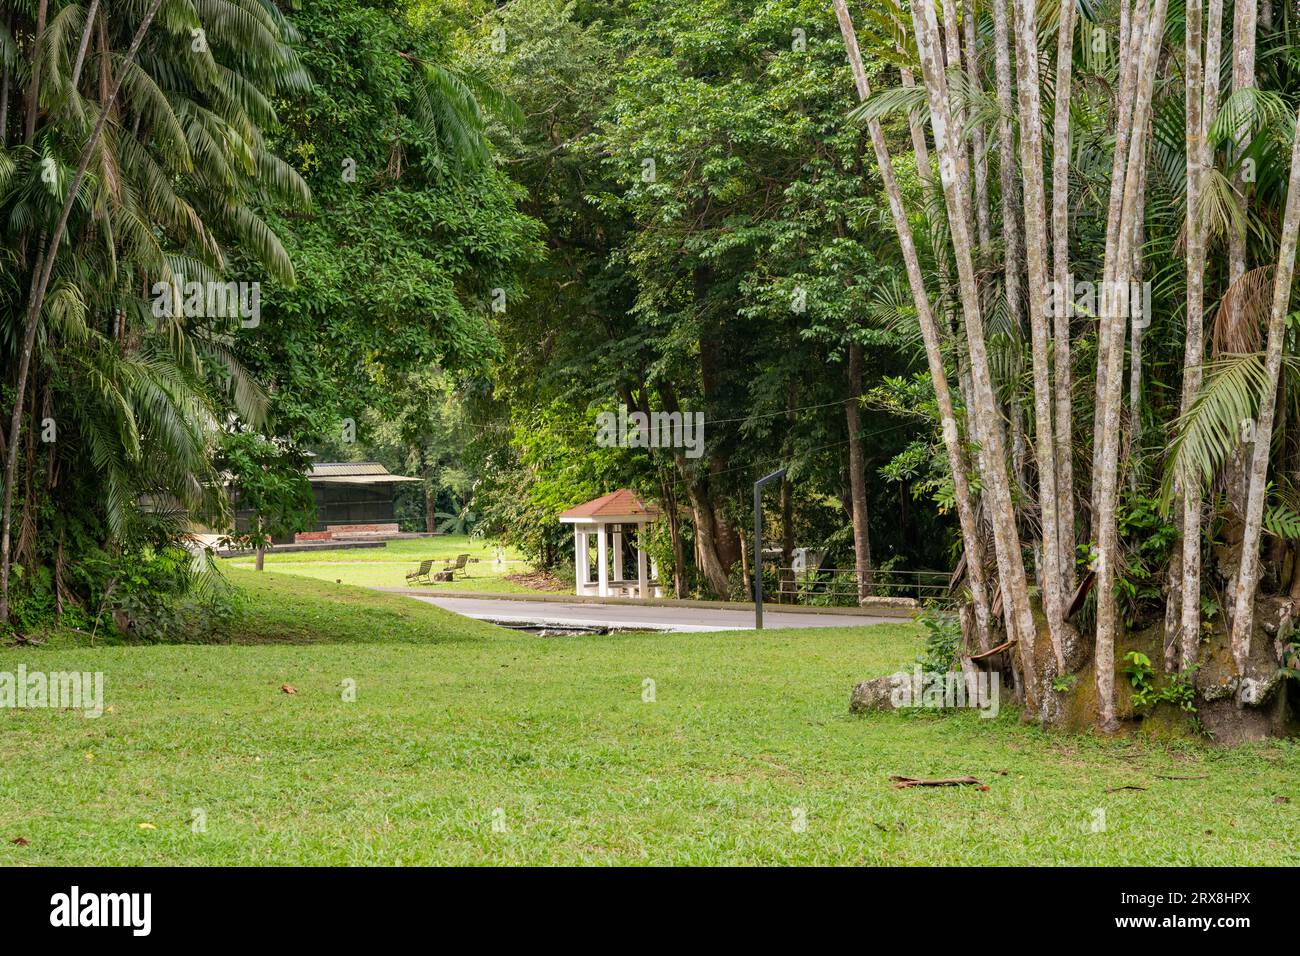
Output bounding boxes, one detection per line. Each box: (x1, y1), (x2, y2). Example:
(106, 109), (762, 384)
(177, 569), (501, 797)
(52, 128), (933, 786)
(832, 0), (995, 650)
(1229, 103), (1300, 672)
(910, 0), (1042, 692)
(0, 0), (306, 623)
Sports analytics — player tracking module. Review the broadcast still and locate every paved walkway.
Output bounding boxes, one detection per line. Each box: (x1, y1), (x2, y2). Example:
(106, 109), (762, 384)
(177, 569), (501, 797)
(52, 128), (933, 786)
(408, 595), (900, 632)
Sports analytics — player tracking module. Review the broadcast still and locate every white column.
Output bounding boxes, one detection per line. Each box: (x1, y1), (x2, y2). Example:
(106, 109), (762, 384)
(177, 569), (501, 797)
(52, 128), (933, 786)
(637, 536), (649, 599)
(613, 530), (624, 583)
(596, 525), (609, 597)
(575, 529), (589, 595)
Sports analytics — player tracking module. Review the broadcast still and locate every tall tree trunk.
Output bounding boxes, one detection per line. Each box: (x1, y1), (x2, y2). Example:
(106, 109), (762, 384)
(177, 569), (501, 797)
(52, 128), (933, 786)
(993, 0), (1027, 500)
(833, 0), (993, 650)
(846, 343), (875, 600)
(1175, 0), (1224, 671)
(900, 68), (930, 188)
(682, 480), (732, 599)
(1125, 130), (1150, 483)
(1229, 102), (1300, 673)
(0, 0), (166, 624)
(912, 0), (1039, 686)
(962, 0), (992, 251)
(660, 478), (687, 599)
(1012, 0), (1072, 673)
(1050, 0), (1077, 590)
(1228, 0), (1256, 289)
(1091, 0), (1144, 521)
(22, 0), (48, 145)
(738, 525), (751, 598)
(0, 14), (12, 145)
(69, 1), (101, 96)
(1093, 0), (1170, 730)
(780, 384), (797, 600)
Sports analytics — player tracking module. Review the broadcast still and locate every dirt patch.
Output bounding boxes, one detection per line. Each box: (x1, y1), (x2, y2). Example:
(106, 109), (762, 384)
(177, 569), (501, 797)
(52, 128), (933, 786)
(504, 570), (570, 592)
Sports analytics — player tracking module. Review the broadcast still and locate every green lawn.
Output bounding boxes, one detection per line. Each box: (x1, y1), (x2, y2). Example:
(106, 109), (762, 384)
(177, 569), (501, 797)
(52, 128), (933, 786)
(1, 569), (1296, 865)
(224, 534), (549, 593)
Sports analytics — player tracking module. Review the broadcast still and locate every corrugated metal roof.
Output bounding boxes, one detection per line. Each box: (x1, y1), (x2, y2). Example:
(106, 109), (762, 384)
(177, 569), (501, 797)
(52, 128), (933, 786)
(309, 461), (391, 477)
(307, 462), (420, 483)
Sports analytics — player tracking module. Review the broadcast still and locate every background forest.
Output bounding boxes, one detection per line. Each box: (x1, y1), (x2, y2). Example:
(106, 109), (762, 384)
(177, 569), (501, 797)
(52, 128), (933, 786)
(0, 0), (954, 633)
(4, 0), (1300, 736)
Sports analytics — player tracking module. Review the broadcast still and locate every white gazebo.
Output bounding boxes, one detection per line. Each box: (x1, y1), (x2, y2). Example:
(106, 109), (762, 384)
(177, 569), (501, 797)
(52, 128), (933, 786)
(559, 490), (662, 599)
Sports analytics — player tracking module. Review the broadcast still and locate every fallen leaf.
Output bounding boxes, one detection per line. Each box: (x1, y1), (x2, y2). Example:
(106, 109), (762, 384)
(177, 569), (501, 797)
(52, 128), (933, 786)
(280, 684), (297, 695)
(9, 837), (29, 847)
(137, 823), (156, 830)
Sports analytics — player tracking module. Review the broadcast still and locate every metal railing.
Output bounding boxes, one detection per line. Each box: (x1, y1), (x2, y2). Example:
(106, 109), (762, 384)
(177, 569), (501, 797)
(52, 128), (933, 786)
(773, 567), (954, 608)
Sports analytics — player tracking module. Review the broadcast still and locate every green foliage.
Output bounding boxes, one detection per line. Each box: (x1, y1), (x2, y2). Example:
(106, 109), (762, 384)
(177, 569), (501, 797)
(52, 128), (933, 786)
(1122, 651), (1158, 709)
(1052, 673), (1079, 693)
(216, 430), (316, 552)
(1123, 651), (1199, 714)
(1115, 491), (1179, 623)
(915, 610), (961, 674)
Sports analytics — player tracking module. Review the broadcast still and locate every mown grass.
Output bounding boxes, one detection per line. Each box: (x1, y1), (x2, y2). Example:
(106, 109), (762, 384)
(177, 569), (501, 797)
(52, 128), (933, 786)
(223, 534), (546, 593)
(0, 569), (1296, 865)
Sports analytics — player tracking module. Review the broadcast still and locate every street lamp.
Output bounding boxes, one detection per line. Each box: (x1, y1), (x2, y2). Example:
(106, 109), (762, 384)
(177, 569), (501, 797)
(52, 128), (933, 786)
(753, 467), (787, 630)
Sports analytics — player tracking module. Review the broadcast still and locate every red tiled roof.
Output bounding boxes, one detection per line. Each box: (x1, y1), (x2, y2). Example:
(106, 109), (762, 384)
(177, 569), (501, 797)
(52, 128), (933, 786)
(559, 489), (662, 520)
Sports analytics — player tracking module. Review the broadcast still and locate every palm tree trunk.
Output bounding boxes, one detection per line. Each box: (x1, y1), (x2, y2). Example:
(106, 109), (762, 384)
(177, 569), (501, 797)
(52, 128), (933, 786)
(1175, 0), (1223, 671)
(941, 0), (971, 188)
(900, 68), (930, 182)
(912, 0), (1039, 685)
(1012, 0), (1072, 673)
(1091, 0), (1145, 520)
(1093, 0), (1170, 730)
(0, 12), (13, 145)
(833, 0), (993, 650)
(992, 0), (1027, 501)
(1227, 0), (1256, 288)
(1126, 129), (1150, 483)
(1229, 102), (1300, 674)
(1050, 0), (1077, 591)
(22, 1), (48, 146)
(68, 2), (101, 98)
(0, 0), (166, 624)
(962, 0), (992, 251)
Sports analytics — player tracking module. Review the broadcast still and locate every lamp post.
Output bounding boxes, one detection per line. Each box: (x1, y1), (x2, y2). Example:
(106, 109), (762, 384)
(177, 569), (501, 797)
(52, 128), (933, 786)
(753, 467), (787, 630)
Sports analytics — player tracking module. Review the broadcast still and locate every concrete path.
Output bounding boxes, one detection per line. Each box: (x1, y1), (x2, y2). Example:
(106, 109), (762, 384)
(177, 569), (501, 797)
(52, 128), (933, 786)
(409, 594), (900, 632)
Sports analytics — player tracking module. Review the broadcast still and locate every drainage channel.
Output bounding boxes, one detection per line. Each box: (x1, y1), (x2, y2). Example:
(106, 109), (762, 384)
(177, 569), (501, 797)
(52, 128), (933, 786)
(483, 618), (669, 636)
